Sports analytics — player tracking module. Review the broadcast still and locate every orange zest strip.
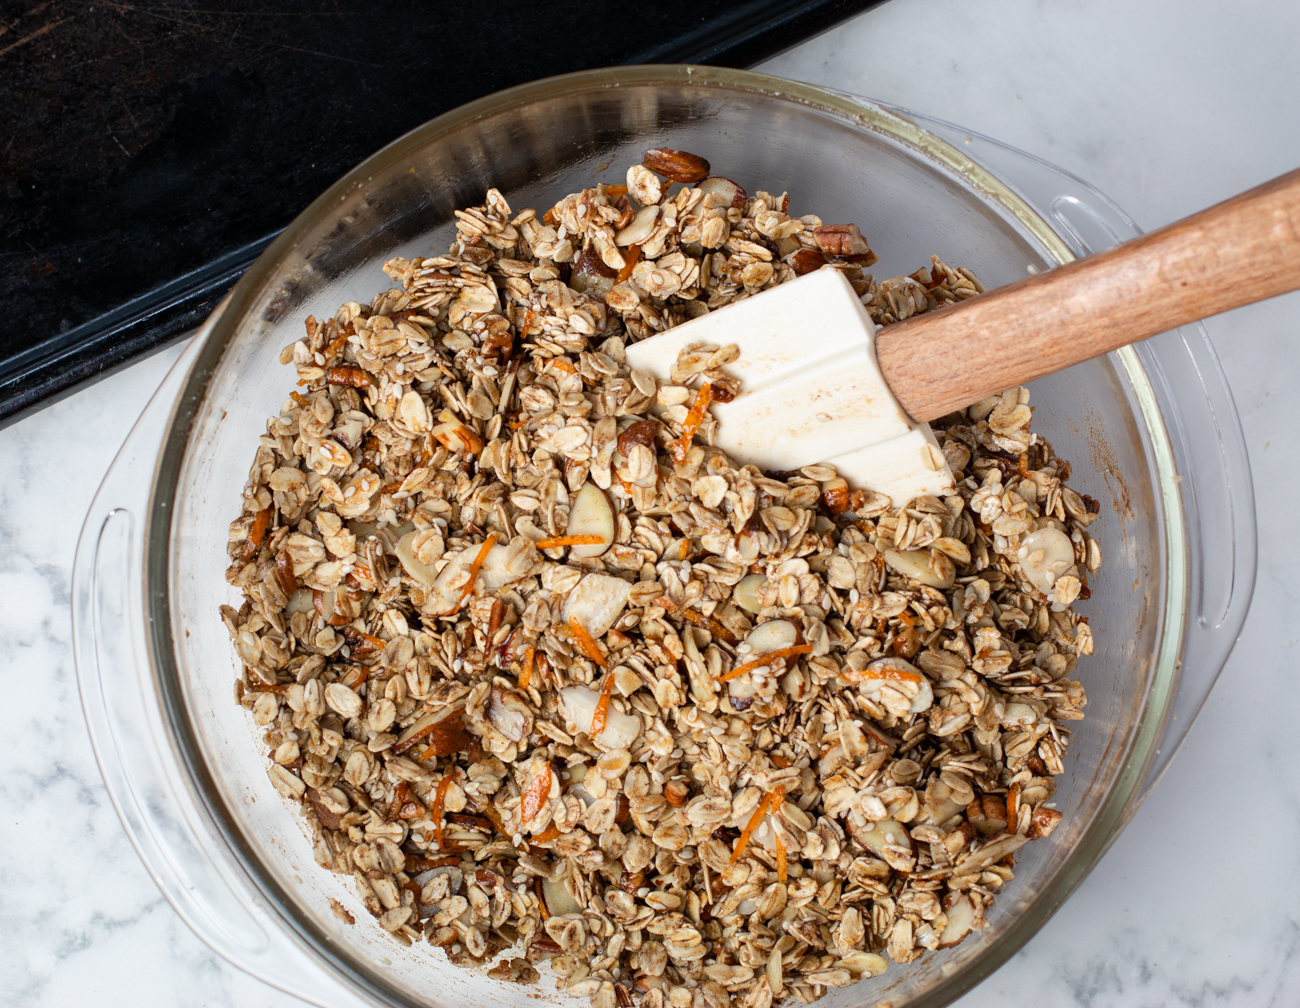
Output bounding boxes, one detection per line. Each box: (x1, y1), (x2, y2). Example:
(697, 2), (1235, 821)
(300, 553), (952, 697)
(532, 822), (562, 844)
(590, 670), (616, 737)
(615, 243), (643, 285)
(520, 764), (553, 824)
(731, 787), (783, 865)
(604, 184), (629, 196)
(242, 506), (273, 559)
(290, 391), (310, 408)
(518, 645), (536, 691)
(669, 383), (713, 464)
(456, 533), (498, 608)
(546, 357), (577, 375)
(339, 665), (369, 689)
(533, 533), (606, 550)
(480, 803), (517, 846)
(717, 644), (814, 683)
(520, 307), (535, 337)
(431, 771), (458, 851)
(568, 616), (608, 669)
(655, 596), (738, 645)
(769, 754), (792, 769)
(774, 832), (788, 883)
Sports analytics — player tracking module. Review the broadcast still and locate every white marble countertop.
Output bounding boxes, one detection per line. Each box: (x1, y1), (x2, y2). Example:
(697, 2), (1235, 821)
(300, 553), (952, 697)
(3, 1), (1298, 1005)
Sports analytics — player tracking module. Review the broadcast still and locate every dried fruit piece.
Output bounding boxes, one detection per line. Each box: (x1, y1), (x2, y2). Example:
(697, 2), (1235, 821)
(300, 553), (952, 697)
(774, 832), (788, 883)
(396, 708), (473, 756)
(821, 477), (851, 515)
(326, 365), (372, 387)
(617, 418), (659, 457)
(642, 147), (710, 183)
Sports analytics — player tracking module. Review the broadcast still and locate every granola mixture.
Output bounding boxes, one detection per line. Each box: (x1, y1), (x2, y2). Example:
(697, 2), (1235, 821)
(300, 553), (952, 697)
(223, 148), (1101, 1008)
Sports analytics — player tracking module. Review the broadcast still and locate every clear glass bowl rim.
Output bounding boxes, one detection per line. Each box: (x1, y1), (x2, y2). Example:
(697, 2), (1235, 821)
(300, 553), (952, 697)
(141, 64), (1187, 1008)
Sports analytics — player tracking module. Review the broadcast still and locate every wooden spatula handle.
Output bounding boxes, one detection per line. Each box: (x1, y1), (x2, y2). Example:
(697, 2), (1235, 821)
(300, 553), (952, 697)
(875, 167), (1300, 423)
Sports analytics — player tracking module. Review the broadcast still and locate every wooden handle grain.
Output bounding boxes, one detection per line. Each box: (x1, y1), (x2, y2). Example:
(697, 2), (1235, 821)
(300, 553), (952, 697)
(875, 167), (1300, 423)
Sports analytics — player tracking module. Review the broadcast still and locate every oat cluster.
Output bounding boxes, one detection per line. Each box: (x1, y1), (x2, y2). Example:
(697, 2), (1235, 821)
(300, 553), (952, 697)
(223, 150), (1102, 1008)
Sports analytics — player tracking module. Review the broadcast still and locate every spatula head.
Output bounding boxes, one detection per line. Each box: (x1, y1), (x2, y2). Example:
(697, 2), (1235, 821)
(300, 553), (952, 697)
(624, 268), (954, 505)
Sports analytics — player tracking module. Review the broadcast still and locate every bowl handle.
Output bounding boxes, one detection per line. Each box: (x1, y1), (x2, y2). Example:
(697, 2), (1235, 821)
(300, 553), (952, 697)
(72, 332), (372, 1008)
(871, 102), (1259, 801)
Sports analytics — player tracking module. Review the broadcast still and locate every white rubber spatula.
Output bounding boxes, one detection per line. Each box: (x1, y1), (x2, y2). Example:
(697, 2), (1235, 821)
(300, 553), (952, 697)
(626, 168), (1300, 504)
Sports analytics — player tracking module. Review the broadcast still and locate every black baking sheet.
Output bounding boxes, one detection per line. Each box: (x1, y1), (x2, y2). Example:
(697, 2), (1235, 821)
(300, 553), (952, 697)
(0, 0), (883, 429)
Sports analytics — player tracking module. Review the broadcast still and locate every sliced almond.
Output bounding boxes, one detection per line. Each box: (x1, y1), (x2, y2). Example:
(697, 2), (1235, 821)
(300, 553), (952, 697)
(560, 573), (632, 638)
(559, 685), (641, 750)
(936, 894), (976, 948)
(565, 482), (614, 558)
(733, 573), (766, 615)
(883, 547), (956, 589)
(286, 587), (316, 615)
(742, 619), (799, 655)
(615, 205), (659, 247)
(695, 176), (747, 209)
(488, 686), (533, 743)
(395, 530), (440, 586)
(837, 951), (888, 978)
(541, 875), (582, 916)
(1016, 526), (1076, 594)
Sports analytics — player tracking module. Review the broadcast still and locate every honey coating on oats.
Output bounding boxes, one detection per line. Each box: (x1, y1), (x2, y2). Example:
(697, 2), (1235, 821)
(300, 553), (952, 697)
(223, 151), (1101, 1008)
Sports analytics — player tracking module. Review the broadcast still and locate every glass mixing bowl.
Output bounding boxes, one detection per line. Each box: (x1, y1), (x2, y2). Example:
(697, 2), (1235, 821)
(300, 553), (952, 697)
(72, 66), (1255, 1008)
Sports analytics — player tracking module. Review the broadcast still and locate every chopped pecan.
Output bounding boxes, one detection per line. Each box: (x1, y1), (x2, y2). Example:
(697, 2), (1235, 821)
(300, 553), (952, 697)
(812, 224), (877, 266)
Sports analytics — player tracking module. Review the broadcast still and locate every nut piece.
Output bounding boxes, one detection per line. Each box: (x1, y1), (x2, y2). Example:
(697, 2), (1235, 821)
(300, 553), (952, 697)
(790, 248), (829, 276)
(642, 148), (711, 183)
(812, 224), (877, 264)
(695, 176), (747, 208)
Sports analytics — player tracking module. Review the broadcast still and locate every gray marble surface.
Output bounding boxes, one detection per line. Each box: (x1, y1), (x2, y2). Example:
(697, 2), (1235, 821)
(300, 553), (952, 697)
(3, 0), (1298, 1005)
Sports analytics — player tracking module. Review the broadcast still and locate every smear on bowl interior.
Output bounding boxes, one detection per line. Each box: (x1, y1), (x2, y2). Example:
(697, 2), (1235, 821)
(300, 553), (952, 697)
(221, 148), (1101, 1008)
